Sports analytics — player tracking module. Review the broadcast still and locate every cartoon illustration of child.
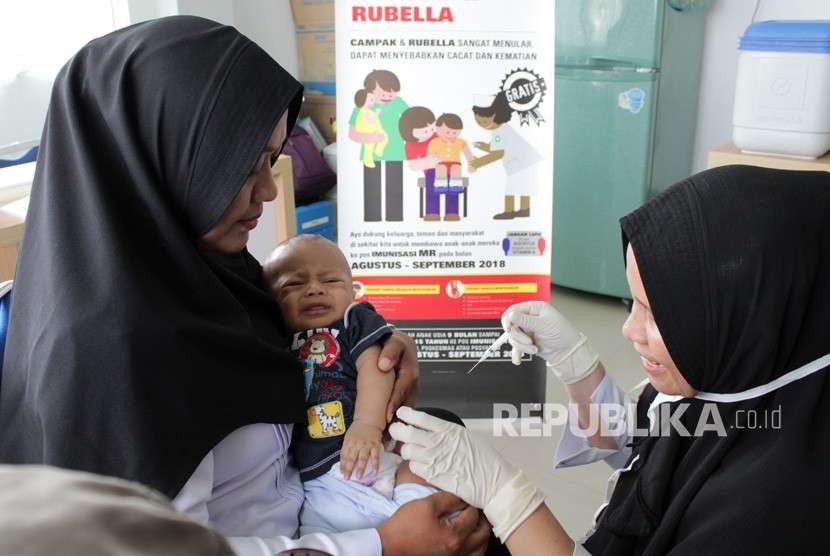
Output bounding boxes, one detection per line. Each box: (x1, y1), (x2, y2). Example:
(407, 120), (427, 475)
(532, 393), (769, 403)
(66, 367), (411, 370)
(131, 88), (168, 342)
(400, 106), (463, 222)
(426, 114), (476, 205)
(471, 92), (543, 220)
(352, 89), (386, 168)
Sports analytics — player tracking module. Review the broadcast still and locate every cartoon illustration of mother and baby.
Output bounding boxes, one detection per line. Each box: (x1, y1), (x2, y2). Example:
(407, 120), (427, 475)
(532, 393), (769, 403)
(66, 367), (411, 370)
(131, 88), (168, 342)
(348, 70), (542, 222)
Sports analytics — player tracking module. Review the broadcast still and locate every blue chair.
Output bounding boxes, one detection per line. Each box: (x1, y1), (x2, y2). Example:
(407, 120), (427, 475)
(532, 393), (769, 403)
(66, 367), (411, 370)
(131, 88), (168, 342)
(0, 147), (38, 169)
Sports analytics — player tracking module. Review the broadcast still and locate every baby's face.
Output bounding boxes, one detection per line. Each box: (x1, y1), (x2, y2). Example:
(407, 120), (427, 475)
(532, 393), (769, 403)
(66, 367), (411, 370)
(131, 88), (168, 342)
(268, 241), (354, 332)
(436, 123), (460, 141)
(412, 122), (436, 142)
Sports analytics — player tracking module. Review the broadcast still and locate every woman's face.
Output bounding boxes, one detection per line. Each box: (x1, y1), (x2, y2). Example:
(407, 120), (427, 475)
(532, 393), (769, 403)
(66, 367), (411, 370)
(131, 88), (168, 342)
(622, 245), (696, 397)
(474, 112), (499, 130)
(412, 122), (435, 142)
(198, 112), (289, 253)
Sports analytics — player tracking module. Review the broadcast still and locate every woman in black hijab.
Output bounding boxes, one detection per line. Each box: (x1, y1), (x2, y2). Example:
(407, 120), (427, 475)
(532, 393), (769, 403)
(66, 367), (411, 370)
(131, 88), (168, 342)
(0, 15), (489, 555)
(391, 164), (830, 554)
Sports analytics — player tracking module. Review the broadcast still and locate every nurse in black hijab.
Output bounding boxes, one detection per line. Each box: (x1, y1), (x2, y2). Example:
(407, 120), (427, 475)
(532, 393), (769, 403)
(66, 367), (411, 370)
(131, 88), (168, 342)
(392, 164), (830, 554)
(0, 15), (489, 556)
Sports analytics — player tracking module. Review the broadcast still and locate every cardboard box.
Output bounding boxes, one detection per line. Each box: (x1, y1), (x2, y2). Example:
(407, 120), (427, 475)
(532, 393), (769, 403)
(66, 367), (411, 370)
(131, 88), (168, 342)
(301, 92), (336, 144)
(708, 142), (830, 172)
(291, 0), (335, 109)
(296, 199), (334, 240)
(290, 0), (333, 31)
(296, 30), (335, 91)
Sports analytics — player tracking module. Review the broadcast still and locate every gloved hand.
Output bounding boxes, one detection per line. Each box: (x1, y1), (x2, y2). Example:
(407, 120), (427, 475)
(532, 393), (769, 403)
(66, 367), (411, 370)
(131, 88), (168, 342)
(501, 300), (600, 384)
(389, 406), (545, 542)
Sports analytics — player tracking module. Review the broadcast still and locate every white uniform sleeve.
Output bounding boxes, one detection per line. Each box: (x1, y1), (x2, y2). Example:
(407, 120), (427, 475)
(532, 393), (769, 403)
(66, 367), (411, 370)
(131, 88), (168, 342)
(174, 439), (382, 556)
(554, 373), (633, 470)
(224, 529), (381, 556)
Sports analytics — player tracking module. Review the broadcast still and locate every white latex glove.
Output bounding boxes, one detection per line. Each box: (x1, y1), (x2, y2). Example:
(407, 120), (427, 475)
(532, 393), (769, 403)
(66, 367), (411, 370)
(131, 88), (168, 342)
(389, 406), (545, 542)
(501, 300), (600, 384)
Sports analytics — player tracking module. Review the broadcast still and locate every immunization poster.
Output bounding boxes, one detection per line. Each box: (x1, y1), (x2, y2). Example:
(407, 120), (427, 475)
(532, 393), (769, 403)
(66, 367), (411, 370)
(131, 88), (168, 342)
(336, 0), (554, 416)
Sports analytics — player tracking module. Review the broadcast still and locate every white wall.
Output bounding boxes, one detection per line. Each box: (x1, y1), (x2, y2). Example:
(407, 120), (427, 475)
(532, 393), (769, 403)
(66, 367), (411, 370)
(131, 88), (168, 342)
(0, 0), (120, 150)
(692, 0), (830, 172)
(233, 0), (299, 78)
(0, 0), (298, 260)
(126, 0), (178, 23)
(177, 0), (234, 25)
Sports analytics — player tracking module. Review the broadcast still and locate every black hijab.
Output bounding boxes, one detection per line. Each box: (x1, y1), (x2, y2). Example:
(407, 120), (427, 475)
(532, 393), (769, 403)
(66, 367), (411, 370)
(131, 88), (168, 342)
(0, 16), (307, 499)
(585, 165), (830, 554)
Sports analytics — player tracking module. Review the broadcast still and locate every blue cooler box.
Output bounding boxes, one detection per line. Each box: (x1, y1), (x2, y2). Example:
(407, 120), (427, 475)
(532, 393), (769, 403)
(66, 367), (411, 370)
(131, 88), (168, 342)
(295, 199), (334, 240)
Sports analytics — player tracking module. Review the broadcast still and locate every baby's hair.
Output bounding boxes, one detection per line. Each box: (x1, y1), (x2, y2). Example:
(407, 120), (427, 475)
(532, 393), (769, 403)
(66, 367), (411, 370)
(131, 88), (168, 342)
(472, 91), (512, 124)
(398, 106), (435, 142)
(363, 69), (400, 92)
(263, 234), (352, 286)
(436, 113), (463, 130)
(354, 89), (368, 107)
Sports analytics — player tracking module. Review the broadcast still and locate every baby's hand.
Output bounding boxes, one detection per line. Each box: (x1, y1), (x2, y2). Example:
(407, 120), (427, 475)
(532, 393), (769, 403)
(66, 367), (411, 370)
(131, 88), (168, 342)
(341, 421), (383, 480)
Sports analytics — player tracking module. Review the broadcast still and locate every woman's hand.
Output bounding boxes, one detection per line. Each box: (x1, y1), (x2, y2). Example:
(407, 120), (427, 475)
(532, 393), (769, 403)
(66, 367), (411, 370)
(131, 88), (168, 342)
(501, 300), (600, 385)
(389, 407), (545, 542)
(377, 492), (490, 556)
(377, 330), (420, 423)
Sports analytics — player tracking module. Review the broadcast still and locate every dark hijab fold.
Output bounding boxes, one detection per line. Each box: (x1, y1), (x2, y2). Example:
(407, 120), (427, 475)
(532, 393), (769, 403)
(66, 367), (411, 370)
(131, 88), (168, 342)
(0, 16), (306, 499)
(586, 165), (830, 554)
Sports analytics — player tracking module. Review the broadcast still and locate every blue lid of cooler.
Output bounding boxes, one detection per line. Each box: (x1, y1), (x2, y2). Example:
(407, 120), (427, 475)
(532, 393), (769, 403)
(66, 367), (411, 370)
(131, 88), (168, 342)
(740, 20), (830, 53)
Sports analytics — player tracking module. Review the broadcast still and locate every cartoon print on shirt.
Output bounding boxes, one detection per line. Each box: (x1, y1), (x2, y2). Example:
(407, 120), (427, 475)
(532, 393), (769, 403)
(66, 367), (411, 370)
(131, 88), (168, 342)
(307, 400), (346, 439)
(317, 377), (345, 402)
(298, 332), (340, 368)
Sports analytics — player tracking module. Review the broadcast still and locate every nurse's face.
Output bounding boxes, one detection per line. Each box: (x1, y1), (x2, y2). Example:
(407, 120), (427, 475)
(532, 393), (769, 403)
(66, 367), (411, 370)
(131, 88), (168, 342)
(622, 245), (696, 397)
(474, 112), (498, 130)
(199, 112), (289, 253)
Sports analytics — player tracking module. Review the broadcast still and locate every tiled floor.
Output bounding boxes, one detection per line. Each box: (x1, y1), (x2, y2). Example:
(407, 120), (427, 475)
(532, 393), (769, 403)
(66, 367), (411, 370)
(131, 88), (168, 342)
(463, 285), (644, 539)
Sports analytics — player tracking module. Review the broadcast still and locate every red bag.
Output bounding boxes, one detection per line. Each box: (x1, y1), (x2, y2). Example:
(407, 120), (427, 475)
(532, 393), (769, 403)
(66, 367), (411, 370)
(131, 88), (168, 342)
(283, 126), (336, 203)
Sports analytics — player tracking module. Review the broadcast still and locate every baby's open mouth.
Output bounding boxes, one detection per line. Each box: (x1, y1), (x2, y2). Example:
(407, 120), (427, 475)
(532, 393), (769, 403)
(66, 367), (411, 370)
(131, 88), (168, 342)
(303, 304), (331, 315)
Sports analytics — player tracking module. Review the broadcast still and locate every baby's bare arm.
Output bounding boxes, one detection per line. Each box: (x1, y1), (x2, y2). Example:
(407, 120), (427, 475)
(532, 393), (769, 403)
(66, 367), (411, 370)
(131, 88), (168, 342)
(354, 345), (394, 430)
(341, 345), (394, 479)
(395, 459), (433, 488)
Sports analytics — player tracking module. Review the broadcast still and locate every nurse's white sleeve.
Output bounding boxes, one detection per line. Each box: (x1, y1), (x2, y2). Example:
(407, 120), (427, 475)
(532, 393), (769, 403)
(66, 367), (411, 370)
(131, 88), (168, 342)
(174, 449), (382, 556)
(224, 529), (381, 556)
(554, 373), (633, 470)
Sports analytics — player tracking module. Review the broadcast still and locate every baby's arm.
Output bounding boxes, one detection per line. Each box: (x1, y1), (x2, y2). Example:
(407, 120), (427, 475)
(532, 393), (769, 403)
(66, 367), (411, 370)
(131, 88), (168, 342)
(341, 344), (394, 480)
